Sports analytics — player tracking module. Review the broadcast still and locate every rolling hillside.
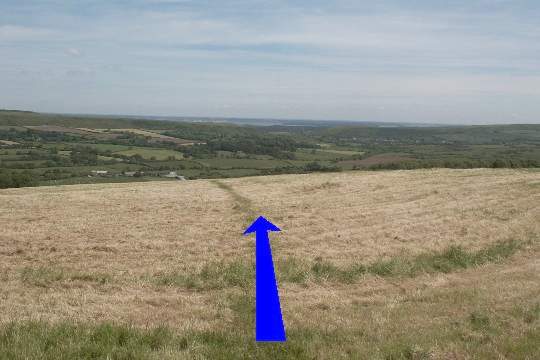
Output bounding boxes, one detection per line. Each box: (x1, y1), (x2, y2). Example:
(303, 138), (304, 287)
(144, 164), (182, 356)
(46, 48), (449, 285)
(1, 169), (539, 359)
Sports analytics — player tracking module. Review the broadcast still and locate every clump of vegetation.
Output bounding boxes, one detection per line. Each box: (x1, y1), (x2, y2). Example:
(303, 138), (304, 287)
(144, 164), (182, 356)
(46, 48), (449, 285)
(0, 321), (184, 360)
(0, 170), (35, 189)
(1, 313), (539, 359)
(304, 162), (341, 172)
(380, 343), (432, 360)
(69, 146), (98, 165)
(153, 260), (253, 290)
(512, 303), (540, 324)
(307, 239), (520, 282)
(367, 239), (520, 277)
(152, 240), (521, 291)
(469, 311), (491, 331)
(276, 258), (310, 284)
(310, 260), (366, 283)
(20, 267), (111, 287)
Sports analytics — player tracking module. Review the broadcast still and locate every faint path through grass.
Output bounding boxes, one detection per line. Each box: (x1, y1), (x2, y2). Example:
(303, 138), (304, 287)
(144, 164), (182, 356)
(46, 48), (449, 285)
(212, 180), (257, 224)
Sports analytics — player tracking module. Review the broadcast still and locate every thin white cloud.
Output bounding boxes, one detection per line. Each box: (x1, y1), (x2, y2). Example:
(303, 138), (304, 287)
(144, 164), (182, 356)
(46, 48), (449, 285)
(0, 1), (539, 123)
(66, 48), (82, 56)
(0, 25), (57, 41)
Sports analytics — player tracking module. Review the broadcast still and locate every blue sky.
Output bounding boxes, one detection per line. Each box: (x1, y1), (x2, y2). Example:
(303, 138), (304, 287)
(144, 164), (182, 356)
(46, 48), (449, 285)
(1, 0), (539, 124)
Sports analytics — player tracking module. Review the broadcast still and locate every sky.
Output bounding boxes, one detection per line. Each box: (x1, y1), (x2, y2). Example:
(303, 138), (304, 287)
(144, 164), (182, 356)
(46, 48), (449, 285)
(1, 0), (540, 124)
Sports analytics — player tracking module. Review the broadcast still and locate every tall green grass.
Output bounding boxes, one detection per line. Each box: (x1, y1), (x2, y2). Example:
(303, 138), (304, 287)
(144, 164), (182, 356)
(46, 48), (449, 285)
(0, 322), (182, 360)
(153, 260), (253, 290)
(20, 267), (112, 287)
(367, 239), (520, 277)
(151, 240), (520, 290)
(1, 317), (538, 360)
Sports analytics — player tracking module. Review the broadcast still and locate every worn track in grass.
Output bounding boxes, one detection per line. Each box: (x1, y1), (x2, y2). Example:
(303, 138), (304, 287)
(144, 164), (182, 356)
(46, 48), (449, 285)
(1, 169), (539, 358)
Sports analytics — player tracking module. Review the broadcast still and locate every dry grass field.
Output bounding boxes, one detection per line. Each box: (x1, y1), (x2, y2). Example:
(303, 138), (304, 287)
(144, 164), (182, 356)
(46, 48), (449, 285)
(24, 125), (120, 140)
(109, 128), (202, 145)
(0, 169), (539, 359)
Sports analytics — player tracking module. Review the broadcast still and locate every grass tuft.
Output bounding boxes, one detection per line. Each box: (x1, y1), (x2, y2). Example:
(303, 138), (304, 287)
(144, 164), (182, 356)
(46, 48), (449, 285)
(469, 311), (491, 331)
(382, 343), (431, 360)
(153, 260), (253, 290)
(0, 318), (539, 359)
(311, 259), (367, 283)
(512, 303), (540, 324)
(152, 240), (521, 290)
(367, 239), (520, 278)
(20, 267), (111, 287)
(276, 257), (310, 284)
(0, 321), (182, 360)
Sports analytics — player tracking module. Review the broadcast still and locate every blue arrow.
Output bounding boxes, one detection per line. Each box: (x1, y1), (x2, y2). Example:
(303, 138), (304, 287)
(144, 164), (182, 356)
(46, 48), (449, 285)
(244, 216), (286, 342)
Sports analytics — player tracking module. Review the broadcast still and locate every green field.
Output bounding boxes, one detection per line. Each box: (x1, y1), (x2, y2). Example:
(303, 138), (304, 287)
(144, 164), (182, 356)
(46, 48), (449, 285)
(113, 148), (184, 160)
(196, 158), (292, 169)
(294, 148), (363, 161)
(1, 110), (539, 189)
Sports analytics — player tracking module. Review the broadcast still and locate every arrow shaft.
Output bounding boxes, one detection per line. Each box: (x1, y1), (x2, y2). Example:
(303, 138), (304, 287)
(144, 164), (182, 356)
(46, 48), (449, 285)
(255, 230), (286, 342)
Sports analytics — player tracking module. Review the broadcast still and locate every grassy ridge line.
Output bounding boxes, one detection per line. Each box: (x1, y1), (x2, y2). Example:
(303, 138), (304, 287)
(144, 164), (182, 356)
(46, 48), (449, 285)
(17, 240), (523, 291)
(152, 239), (521, 290)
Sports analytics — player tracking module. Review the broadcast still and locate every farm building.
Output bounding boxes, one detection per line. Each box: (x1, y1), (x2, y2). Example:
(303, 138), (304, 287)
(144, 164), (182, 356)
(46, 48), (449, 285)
(91, 170), (109, 176)
(163, 171), (186, 180)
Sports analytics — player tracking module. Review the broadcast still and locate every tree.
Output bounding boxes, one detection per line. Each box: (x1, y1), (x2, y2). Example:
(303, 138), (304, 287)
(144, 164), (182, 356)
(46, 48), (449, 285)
(70, 146), (98, 165)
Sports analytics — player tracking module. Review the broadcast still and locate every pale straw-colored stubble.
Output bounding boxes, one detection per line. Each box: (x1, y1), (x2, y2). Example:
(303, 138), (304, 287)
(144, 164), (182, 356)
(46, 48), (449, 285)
(0, 169), (538, 331)
(0, 180), (245, 329)
(0, 276), (227, 330)
(278, 249), (540, 352)
(225, 169), (540, 264)
(1, 180), (250, 273)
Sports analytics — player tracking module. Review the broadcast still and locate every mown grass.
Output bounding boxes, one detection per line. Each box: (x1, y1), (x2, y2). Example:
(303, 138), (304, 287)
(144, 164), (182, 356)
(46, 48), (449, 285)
(0, 320), (363, 359)
(0, 319), (356, 360)
(0, 318), (452, 360)
(366, 239), (520, 277)
(153, 260), (253, 290)
(1, 308), (538, 360)
(18, 240), (519, 290)
(4, 241), (539, 359)
(511, 303), (540, 324)
(20, 267), (112, 287)
(212, 180), (257, 222)
(152, 240), (521, 290)
(309, 239), (520, 281)
(0, 322), (182, 360)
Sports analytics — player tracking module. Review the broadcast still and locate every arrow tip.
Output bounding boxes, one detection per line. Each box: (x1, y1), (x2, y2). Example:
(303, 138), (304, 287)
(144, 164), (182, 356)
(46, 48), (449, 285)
(244, 216), (281, 235)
